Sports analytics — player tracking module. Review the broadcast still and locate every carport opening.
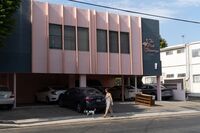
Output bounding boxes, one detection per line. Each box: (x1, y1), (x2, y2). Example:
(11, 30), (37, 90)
(14, 73), (69, 106)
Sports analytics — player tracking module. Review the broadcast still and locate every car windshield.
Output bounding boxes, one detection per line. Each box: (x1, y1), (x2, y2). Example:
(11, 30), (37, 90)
(84, 88), (102, 95)
(0, 87), (9, 91)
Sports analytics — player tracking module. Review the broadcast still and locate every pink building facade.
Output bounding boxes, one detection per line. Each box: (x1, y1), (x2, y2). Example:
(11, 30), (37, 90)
(32, 1), (143, 76)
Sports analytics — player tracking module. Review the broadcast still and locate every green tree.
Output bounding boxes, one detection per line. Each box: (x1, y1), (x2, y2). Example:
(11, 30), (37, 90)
(160, 37), (168, 48)
(0, 0), (21, 47)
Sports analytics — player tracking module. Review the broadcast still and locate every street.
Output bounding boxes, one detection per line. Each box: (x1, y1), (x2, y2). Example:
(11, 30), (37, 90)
(1, 114), (200, 133)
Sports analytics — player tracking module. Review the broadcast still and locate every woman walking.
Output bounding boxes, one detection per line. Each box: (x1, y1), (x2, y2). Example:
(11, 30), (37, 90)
(104, 88), (114, 117)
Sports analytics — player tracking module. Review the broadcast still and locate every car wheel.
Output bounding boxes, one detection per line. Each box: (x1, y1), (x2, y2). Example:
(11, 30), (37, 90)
(76, 103), (82, 113)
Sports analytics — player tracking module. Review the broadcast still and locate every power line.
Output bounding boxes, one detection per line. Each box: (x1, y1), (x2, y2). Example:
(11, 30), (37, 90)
(67, 0), (200, 24)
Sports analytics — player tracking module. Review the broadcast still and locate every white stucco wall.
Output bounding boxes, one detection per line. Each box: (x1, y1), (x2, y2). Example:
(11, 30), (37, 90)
(159, 42), (200, 96)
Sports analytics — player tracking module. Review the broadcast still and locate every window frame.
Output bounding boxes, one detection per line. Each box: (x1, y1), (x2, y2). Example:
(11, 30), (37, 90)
(177, 73), (186, 77)
(177, 48), (184, 54)
(166, 74), (174, 78)
(166, 50), (173, 55)
(192, 48), (200, 58)
(193, 74), (200, 83)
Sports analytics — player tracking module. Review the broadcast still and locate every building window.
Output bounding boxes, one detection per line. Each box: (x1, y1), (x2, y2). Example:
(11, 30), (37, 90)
(64, 26), (76, 50)
(120, 32), (130, 54)
(109, 31), (119, 53)
(78, 27), (89, 51)
(97, 29), (107, 52)
(177, 48), (184, 54)
(178, 73), (186, 77)
(49, 24), (62, 49)
(192, 49), (200, 57)
(166, 51), (173, 55)
(166, 74), (174, 78)
(193, 75), (200, 83)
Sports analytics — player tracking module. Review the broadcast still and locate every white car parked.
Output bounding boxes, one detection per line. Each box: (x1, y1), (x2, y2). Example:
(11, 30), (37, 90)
(0, 86), (15, 109)
(110, 86), (141, 100)
(35, 86), (67, 103)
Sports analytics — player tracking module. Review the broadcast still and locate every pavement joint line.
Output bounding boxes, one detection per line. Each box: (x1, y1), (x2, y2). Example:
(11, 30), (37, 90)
(0, 110), (200, 128)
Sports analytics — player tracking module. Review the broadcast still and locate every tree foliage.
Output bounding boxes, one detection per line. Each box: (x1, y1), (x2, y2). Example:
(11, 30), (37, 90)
(0, 0), (21, 47)
(160, 37), (168, 48)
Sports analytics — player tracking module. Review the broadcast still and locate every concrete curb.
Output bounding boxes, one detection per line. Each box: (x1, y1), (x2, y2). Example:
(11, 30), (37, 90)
(0, 110), (200, 128)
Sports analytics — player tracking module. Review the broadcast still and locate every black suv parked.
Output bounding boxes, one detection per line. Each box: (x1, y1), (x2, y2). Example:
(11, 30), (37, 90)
(58, 87), (106, 112)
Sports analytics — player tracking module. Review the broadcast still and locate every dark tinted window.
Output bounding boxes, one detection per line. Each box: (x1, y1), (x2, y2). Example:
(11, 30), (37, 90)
(0, 87), (9, 91)
(149, 86), (154, 89)
(78, 27), (89, 51)
(49, 24), (62, 49)
(97, 29), (107, 52)
(120, 32), (130, 53)
(109, 31), (118, 53)
(64, 26), (76, 50)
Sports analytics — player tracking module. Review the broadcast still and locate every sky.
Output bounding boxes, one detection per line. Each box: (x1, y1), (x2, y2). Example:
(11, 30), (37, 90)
(38, 0), (200, 46)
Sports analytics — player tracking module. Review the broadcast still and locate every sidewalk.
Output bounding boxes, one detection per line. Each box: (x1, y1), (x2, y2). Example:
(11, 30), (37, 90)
(1, 101), (200, 128)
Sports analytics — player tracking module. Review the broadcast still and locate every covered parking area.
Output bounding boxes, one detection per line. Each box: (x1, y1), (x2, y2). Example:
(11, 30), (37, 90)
(1, 73), (162, 107)
(1, 73), (126, 106)
(0, 73), (163, 107)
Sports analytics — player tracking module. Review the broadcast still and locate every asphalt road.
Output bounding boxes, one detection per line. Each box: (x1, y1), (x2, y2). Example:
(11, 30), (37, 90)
(1, 115), (200, 133)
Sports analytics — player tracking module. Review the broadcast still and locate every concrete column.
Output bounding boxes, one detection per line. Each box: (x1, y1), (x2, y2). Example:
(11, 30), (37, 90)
(156, 76), (162, 101)
(79, 75), (87, 87)
(14, 73), (16, 108)
(135, 76), (138, 93)
(121, 76), (125, 102)
(68, 75), (75, 88)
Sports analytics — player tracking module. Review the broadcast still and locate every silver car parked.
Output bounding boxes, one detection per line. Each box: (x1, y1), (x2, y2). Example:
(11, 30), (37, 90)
(0, 86), (15, 109)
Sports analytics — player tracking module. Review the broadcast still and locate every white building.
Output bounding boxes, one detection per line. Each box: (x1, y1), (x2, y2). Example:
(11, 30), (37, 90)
(143, 41), (200, 97)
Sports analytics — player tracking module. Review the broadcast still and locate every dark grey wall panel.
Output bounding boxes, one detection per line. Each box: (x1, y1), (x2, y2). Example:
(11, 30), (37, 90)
(142, 18), (162, 76)
(0, 0), (31, 72)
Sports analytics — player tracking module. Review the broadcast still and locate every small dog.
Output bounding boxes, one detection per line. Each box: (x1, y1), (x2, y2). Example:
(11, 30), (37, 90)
(84, 108), (96, 117)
